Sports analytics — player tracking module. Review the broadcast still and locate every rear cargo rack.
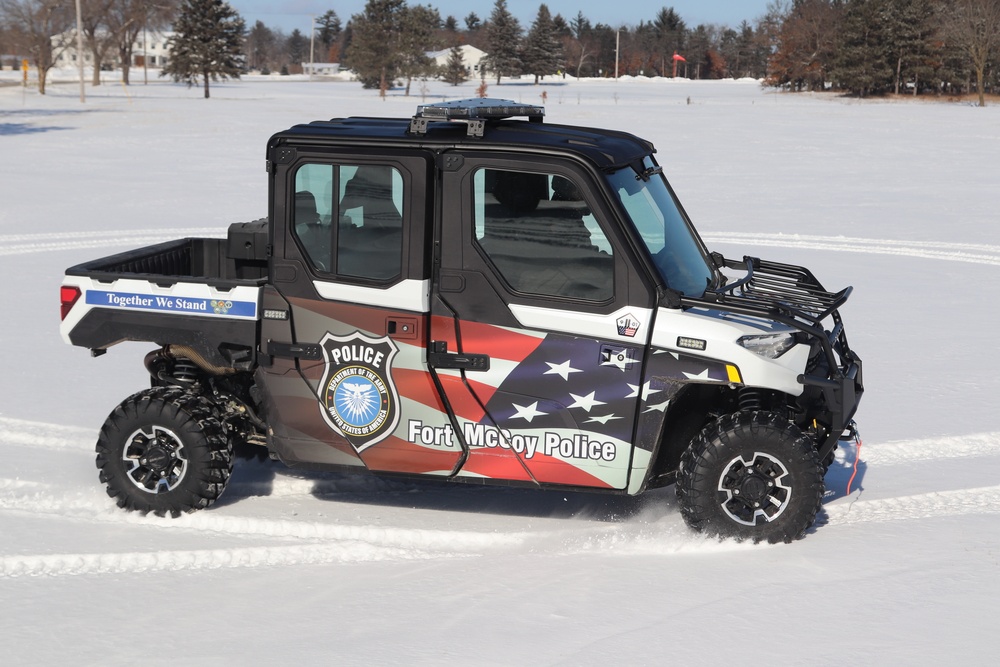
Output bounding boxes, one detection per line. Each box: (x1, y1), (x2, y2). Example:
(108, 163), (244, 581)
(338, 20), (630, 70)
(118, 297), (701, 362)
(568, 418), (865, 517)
(408, 98), (544, 137)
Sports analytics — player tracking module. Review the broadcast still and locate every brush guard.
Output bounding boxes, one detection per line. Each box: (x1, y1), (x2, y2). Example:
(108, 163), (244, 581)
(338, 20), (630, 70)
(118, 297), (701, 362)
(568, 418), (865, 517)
(685, 254), (864, 462)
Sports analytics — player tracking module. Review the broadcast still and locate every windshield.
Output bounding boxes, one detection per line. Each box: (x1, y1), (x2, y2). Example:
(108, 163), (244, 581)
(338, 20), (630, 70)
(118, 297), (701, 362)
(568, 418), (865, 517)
(608, 157), (713, 297)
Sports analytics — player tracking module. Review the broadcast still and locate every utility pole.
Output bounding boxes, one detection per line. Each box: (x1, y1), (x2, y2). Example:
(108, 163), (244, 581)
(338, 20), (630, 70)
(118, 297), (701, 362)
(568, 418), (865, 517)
(309, 16), (315, 81)
(608, 29), (622, 80)
(74, 0), (85, 102)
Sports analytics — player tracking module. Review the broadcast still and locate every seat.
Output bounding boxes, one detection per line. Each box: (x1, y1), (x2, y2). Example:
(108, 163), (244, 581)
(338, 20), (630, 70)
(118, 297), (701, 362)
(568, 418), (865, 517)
(294, 190), (332, 271)
(338, 166), (403, 280)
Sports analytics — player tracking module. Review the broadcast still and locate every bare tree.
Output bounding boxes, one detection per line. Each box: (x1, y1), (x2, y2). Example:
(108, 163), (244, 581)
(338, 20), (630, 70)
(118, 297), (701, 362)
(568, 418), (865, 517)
(106, 0), (173, 85)
(0, 0), (74, 94)
(79, 0), (116, 85)
(765, 0), (842, 91)
(943, 0), (1000, 106)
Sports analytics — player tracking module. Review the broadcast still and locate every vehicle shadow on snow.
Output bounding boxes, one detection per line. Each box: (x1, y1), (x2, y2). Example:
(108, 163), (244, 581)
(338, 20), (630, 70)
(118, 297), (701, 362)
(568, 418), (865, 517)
(811, 452), (868, 532)
(0, 122), (72, 135)
(219, 454), (658, 523)
(0, 108), (111, 135)
(823, 450), (868, 503)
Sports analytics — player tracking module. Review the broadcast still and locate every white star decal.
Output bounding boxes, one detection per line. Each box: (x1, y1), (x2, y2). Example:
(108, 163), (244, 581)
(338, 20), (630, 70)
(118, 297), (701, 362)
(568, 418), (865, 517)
(585, 414), (622, 425)
(510, 401), (546, 423)
(682, 368), (712, 381)
(544, 359), (583, 381)
(626, 381), (662, 401)
(567, 391), (606, 413)
(643, 399), (671, 413)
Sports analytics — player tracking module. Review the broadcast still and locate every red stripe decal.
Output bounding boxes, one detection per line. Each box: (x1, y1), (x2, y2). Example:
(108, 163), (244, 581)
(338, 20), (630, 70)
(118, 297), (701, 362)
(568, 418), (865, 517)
(459, 320), (544, 362)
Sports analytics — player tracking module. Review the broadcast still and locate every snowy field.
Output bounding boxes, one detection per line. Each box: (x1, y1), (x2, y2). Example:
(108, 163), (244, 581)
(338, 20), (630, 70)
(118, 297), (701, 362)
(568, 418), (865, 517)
(2, 72), (999, 665)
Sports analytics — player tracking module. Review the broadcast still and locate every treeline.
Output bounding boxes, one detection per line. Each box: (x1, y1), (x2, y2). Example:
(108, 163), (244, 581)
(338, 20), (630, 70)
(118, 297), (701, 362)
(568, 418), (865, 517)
(4, 0), (998, 105)
(767, 0), (1000, 105)
(340, 0), (775, 94)
(245, 10), (342, 75)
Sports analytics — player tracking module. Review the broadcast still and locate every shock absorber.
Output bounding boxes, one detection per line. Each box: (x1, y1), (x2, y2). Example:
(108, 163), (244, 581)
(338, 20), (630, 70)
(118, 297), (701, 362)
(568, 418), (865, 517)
(738, 387), (762, 412)
(171, 356), (200, 384)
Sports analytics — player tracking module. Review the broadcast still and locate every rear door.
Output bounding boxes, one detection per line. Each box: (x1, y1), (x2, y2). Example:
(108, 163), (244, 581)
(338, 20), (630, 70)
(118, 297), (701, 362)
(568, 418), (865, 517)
(431, 153), (658, 489)
(258, 148), (465, 475)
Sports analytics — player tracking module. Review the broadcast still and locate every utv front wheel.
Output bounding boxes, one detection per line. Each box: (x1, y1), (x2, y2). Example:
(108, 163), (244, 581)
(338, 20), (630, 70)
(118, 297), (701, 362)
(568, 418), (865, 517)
(96, 387), (233, 517)
(676, 412), (824, 543)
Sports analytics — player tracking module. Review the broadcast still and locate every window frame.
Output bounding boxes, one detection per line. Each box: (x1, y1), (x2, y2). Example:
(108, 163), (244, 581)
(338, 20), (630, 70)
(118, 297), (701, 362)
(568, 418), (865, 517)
(288, 159), (410, 286)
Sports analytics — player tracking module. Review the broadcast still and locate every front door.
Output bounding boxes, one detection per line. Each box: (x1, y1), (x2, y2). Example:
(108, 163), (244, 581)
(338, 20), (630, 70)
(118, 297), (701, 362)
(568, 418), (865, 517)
(431, 155), (657, 489)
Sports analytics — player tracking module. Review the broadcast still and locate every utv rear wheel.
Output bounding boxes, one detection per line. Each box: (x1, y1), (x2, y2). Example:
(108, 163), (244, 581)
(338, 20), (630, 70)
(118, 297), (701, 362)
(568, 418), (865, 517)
(96, 387), (233, 517)
(676, 412), (824, 544)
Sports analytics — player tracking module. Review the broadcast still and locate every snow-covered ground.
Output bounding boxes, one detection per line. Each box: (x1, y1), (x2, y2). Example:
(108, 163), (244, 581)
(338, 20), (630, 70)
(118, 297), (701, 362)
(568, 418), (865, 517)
(2, 74), (999, 665)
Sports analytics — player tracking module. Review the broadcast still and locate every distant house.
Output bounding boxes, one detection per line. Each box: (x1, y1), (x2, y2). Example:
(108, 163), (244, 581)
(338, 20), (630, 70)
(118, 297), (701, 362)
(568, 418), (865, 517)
(426, 45), (486, 77)
(52, 30), (175, 69)
(303, 63), (341, 76)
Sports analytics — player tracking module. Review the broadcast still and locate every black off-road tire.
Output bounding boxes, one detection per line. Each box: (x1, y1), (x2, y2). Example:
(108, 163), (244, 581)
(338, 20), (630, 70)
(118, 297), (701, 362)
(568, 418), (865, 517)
(95, 386), (234, 517)
(676, 411), (824, 544)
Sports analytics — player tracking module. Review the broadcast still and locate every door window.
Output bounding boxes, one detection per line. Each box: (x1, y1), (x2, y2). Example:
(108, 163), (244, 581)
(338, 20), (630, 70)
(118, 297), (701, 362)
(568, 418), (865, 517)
(292, 163), (404, 281)
(473, 168), (613, 302)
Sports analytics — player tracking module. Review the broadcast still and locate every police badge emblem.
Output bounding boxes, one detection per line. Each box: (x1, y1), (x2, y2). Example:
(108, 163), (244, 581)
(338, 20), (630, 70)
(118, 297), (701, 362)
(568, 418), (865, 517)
(317, 331), (400, 452)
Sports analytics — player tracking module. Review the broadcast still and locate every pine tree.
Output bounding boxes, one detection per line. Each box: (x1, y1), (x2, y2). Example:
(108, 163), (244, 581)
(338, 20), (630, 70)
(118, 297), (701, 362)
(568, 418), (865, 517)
(345, 0), (406, 95)
(522, 4), (563, 84)
(287, 28), (307, 72)
(246, 20), (276, 72)
(443, 45), (469, 85)
(397, 3), (441, 95)
(654, 6), (687, 72)
(830, 0), (893, 97)
(484, 0), (522, 84)
(316, 10), (342, 62)
(162, 0), (246, 99)
(883, 0), (936, 95)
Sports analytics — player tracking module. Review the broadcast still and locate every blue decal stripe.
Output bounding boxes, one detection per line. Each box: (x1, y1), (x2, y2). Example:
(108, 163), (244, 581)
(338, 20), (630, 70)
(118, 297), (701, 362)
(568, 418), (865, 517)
(85, 290), (257, 318)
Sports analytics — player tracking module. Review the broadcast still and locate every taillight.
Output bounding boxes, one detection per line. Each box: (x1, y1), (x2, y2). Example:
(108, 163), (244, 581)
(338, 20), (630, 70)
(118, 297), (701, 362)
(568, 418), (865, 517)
(60, 285), (81, 320)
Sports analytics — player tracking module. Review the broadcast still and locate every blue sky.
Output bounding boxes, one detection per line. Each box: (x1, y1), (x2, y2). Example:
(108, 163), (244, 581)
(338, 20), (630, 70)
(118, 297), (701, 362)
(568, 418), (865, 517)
(229, 1), (773, 34)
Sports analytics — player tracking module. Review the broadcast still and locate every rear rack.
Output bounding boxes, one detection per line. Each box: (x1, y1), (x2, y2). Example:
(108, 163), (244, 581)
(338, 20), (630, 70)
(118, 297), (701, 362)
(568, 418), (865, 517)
(408, 98), (545, 137)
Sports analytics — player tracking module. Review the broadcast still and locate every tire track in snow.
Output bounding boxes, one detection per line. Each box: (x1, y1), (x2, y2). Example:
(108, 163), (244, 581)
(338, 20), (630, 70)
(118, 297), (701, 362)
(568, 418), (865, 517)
(0, 417), (96, 451)
(0, 476), (528, 580)
(702, 232), (1000, 266)
(824, 485), (1000, 526)
(857, 432), (1000, 466)
(0, 542), (469, 578)
(0, 483), (526, 552)
(5, 421), (1000, 576)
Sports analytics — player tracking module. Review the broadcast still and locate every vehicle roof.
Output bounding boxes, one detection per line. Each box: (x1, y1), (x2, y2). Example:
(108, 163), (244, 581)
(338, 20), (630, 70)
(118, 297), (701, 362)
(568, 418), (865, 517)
(269, 116), (656, 172)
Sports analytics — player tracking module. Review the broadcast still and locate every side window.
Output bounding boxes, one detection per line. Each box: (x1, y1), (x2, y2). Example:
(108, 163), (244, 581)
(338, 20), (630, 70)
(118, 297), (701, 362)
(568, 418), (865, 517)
(292, 163), (404, 281)
(473, 168), (613, 301)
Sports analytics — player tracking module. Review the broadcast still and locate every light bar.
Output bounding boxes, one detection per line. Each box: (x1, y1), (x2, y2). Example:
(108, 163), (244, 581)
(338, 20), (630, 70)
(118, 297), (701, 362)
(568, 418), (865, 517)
(409, 99), (545, 137)
(415, 98), (545, 121)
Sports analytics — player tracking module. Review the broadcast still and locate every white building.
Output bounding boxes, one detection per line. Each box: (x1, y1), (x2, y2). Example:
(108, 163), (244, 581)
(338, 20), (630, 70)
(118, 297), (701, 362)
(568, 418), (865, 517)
(52, 30), (175, 69)
(426, 44), (486, 77)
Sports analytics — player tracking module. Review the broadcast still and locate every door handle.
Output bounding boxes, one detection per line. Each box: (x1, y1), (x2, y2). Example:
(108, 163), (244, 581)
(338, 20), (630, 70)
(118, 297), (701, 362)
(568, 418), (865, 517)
(428, 341), (490, 371)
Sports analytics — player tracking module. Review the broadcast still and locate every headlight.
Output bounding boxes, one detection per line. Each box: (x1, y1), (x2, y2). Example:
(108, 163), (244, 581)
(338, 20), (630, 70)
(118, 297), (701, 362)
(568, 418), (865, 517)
(738, 333), (797, 359)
